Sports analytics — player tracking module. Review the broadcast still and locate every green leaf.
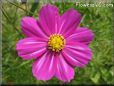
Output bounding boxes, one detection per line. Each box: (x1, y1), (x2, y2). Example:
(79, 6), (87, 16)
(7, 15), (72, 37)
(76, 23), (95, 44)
(28, 3), (39, 16)
(91, 73), (100, 84)
(16, 60), (32, 68)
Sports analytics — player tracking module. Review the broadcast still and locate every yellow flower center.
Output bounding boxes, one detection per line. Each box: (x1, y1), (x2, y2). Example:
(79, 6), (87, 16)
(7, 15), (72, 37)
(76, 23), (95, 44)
(48, 34), (65, 52)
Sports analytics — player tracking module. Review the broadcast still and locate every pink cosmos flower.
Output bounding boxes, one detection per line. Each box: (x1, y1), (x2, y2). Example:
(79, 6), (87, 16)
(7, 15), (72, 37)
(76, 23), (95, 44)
(16, 4), (94, 82)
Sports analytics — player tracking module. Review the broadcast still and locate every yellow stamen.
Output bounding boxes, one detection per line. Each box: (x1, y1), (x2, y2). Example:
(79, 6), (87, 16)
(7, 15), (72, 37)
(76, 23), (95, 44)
(48, 34), (65, 52)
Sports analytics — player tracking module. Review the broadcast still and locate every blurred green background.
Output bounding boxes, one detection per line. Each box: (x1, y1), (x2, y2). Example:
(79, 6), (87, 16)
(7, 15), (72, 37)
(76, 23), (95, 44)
(2, 0), (114, 85)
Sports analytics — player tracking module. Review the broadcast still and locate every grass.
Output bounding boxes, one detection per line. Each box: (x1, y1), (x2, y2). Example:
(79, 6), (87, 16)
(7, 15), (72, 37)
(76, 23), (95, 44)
(2, 1), (114, 85)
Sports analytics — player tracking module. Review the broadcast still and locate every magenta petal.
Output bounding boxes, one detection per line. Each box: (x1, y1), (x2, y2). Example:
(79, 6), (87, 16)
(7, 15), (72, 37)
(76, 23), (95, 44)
(16, 37), (47, 60)
(58, 9), (81, 37)
(67, 27), (94, 45)
(55, 54), (74, 82)
(63, 42), (93, 68)
(39, 4), (59, 35)
(21, 17), (47, 38)
(32, 51), (56, 80)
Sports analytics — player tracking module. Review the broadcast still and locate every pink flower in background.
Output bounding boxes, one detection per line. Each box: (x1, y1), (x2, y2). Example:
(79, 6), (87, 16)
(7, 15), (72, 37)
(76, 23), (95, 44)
(16, 4), (94, 82)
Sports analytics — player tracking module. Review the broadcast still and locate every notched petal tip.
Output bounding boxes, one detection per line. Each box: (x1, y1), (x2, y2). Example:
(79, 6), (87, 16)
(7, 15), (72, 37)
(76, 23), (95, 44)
(58, 8), (82, 37)
(64, 42), (93, 68)
(68, 8), (82, 17)
(32, 52), (56, 81)
(21, 16), (33, 25)
(67, 27), (94, 45)
(16, 38), (47, 60)
(38, 3), (59, 35)
(55, 54), (75, 82)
